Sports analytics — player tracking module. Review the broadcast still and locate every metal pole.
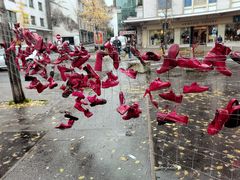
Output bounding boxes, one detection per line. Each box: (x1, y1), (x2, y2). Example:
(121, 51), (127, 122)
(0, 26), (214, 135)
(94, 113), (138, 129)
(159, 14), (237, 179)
(164, 0), (168, 50)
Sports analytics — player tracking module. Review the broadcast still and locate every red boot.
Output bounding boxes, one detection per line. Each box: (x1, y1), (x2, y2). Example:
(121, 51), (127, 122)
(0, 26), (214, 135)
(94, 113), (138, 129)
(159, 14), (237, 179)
(207, 109), (229, 135)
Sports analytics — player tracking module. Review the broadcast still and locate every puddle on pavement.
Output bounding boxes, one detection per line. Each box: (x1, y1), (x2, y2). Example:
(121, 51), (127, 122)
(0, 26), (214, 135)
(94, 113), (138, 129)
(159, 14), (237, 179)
(0, 131), (45, 178)
(149, 62), (240, 179)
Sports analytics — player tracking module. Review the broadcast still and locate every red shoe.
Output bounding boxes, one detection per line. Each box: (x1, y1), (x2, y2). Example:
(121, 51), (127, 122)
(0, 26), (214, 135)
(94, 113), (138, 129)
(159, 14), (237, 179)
(83, 64), (100, 79)
(122, 102), (142, 120)
(177, 57), (212, 71)
(212, 60), (232, 76)
(39, 68), (48, 79)
(84, 109), (93, 118)
(117, 104), (130, 115)
(62, 87), (73, 98)
(53, 54), (69, 64)
(71, 54), (90, 68)
(156, 57), (177, 74)
(119, 68), (137, 79)
(48, 77), (58, 89)
(55, 119), (75, 129)
(167, 44), (180, 59)
(26, 77), (39, 89)
(36, 82), (49, 93)
(119, 91), (125, 105)
(159, 90), (183, 103)
(102, 79), (119, 89)
(144, 78), (171, 97)
(57, 65), (74, 81)
(64, 112), (79, 121)
(157, 111), (188, 125)
(88, 78), (101, 96)
(72, 91), (85, 99)
(107, 71), (118, 81)
(87, 95), (107, 107)
(95, 50), (108, 71)
(183, 82), (209, 94)
(230, 51), (240, 64)
(209, 43), (231, 56)
(130, 47), (146, 65)
(207, 109), (229, 135)
(141, 52), (161, 61)
(109, 51), (120, 69)
(224, 98), (240, 128)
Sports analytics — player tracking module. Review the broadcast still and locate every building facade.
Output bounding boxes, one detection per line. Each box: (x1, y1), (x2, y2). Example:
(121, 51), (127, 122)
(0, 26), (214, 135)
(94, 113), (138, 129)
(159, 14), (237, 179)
(123, 0), (240, 48)
(50, 0), (94, 45)
(3, 0), (52, 42)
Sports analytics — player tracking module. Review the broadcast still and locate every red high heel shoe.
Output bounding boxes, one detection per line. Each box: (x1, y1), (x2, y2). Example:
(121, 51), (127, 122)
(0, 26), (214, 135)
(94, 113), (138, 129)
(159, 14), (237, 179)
(183, 82), (209, 94)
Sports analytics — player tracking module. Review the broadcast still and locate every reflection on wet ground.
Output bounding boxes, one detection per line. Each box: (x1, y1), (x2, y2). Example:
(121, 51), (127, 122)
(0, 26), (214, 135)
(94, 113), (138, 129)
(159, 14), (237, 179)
(0, 131), (45, 178)
(149, 62), (240, 179)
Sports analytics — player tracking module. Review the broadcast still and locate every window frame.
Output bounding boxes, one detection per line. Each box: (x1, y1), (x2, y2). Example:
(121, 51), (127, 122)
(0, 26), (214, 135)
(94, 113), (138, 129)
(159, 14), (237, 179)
(40, 18), (44, 27)
(38, 2), (43, 11)
(158, 0), (172, 10)
(29, 0), (34, 8)
(31, 15), (36, 25)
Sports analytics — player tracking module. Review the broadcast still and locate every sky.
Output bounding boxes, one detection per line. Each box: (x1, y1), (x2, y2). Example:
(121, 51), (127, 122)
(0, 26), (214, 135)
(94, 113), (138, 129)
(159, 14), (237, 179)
(104, 0), (113, 6)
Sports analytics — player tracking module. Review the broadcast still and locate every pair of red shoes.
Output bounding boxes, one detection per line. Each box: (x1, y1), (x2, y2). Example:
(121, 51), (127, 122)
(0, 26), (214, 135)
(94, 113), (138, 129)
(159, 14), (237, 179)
(119, 68), (137, 79)
(183, 82), (209, 94)
(156, 44), (179, 74)
(117, 92), (142, 120)
(208, 98), (240, 135)
(157, 111), (189, 125)
(55, 112), (79, 129)
(102, 71), (119, 89)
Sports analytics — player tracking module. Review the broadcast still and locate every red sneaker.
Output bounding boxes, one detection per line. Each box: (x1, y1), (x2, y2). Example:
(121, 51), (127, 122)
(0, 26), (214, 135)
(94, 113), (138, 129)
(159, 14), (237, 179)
(177, 57), (212, 71)
(36, 82), (49, 93)
(230, 51), (240, 64)
(53, 54), (69, 64)
(144, 78), (171, 97)
(83, 64), (100, 79)
(157, 111), (189, 125)
(212, 60), (232, 76)
(207, 109), (229, 135)
(159, 90), (183, 103)
(72, 91), (85, 99)
(87, 95), (107, 107)
(156, 57), (177, 74)
(224, 98), (240, 128)
(88, 78), (101, 96)
(102, 79), (119, 89)
(94, 50), (108, 71)
(119, 68), (137, 79)
(183, 82), (209, 94)
(57, 65), (74, 81)
(84, 109), (93, 118)
(55, 119), (75, 129)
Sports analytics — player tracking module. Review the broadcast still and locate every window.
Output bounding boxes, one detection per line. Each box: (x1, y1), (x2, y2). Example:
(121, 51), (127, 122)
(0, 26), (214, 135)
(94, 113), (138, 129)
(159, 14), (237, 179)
(137, 0), (143, 6)
(194, 0), (206, 6)
(31, 16), (36, 25)
(40, 18), (44, 26)
(9, 0), (15, 2)
(184, 0), (192, 7)
(158, 0), (172, 9)
(225, 23), (240, 41)
(29, 0), (34, 8)
(38, 2), (43, 11)
(0, 14), (2, 23)
(149, 29), (174, 46)
(180, 28), (190, 44)
(7, 11), (17, 23)
(209, 0), (217, 3)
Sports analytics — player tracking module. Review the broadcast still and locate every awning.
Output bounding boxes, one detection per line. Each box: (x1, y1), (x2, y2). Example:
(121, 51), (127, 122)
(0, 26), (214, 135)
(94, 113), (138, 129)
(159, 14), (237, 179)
(124, 8), (240, 23)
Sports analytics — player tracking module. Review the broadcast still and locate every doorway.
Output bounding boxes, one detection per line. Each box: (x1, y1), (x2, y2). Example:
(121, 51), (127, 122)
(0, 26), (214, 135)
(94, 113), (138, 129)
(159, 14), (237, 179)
(193, 26), (207, 45)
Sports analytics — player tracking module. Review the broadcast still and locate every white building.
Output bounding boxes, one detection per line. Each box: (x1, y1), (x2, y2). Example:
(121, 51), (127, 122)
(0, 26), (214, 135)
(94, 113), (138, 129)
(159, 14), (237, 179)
(124, 0), (240, 48)
(4, 0), (52, 41)
(50, 0), (94, 45)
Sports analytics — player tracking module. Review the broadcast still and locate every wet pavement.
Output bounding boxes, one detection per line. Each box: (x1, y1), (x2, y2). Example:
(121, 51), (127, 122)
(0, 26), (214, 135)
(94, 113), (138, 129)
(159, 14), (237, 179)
(148, 61), (240, 180)
(0, 59), (154, 180)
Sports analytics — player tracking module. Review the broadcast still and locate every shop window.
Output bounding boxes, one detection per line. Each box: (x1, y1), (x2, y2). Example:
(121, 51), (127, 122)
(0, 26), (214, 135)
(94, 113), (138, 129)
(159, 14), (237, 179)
(208, 25), (218, 42)
(184, 0), (192, 7)
(180, 28), (190, 44)
(158, 0), (172, 9)
(225, 23), (240, 41)
(149, 29), (174, 46)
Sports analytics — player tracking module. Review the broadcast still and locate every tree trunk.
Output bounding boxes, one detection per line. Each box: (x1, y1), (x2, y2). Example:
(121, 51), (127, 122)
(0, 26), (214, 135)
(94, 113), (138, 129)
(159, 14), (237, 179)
(0, 3), (26, 103)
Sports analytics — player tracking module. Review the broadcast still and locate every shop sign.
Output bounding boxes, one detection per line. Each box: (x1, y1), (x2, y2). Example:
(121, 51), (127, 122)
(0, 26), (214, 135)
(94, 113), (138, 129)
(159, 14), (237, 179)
(181, 20), (217, 27)
(119, 31), (136, 36)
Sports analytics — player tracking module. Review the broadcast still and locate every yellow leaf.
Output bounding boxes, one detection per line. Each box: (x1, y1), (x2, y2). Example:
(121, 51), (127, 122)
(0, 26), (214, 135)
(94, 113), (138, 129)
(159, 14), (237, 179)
(184, 170), (189, 176)
(135, 160), (140, 164)
(234, 149), (240, 154)
(119, 156), (128, 161)
(59, 168), (64, 173)
(216, 166), (223, 170)
(227, 154), (235, 159)
(78, 176), (85, 180)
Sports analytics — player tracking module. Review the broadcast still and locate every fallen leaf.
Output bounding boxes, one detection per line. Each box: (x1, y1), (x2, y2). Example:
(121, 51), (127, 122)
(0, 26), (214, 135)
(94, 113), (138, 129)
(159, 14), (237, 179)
(59, 168), (64, 173)
(78, 176), (85, 180)
(119, 156), (128, 161)
(216, 166), (223, 170)
(135, 160), (140, 164)
(184, 170), (189, 176)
